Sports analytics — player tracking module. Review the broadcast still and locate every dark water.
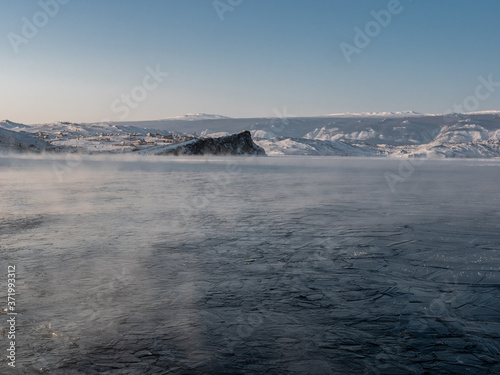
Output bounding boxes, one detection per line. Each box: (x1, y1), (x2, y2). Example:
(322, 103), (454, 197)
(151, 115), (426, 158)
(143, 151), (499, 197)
(1, 155), (499, 374)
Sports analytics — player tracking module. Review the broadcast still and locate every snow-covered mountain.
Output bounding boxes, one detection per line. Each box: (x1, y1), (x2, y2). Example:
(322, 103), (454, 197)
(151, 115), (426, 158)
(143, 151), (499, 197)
(255, 137), (380, 156)
(324, 110), (425, 118)
(158, 113), (232, 121)
(2, 112), (500, 157)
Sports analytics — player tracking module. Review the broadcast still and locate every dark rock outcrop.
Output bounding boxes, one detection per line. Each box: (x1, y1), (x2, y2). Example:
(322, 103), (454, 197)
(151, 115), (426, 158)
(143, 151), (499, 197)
(161, 130), (266, 156)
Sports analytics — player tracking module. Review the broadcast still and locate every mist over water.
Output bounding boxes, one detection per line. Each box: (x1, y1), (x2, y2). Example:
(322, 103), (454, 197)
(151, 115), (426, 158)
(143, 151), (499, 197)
(1, 154), (500, 374)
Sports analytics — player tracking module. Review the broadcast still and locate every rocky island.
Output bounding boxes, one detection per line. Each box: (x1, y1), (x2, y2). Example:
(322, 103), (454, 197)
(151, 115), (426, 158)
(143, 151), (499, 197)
(156, 131), (266, 156)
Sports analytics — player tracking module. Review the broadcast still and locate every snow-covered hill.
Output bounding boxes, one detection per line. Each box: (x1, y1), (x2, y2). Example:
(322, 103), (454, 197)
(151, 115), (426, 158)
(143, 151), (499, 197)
(0, 125), (49, 151)
(0, 121), (182, 153)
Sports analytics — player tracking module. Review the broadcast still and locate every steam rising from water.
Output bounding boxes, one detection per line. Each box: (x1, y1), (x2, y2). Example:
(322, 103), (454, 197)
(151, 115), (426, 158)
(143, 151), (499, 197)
(1, 153), (499, 374)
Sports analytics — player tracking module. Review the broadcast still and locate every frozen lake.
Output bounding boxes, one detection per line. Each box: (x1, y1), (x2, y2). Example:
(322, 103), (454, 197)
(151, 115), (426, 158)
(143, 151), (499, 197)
(1, 155), (500, 374)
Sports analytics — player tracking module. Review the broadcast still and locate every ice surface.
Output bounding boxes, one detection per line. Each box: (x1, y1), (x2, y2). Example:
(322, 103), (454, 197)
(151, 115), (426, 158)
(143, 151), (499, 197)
(0, 155), (499, 374)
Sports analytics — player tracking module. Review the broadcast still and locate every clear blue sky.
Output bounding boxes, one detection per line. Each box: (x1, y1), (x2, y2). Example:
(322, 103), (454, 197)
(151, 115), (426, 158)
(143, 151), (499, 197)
(1, 0), (499, 123)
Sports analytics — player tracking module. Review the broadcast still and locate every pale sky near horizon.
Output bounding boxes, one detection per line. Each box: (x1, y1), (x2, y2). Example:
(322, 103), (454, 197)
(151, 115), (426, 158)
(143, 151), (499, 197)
(1, 0), (500, 124)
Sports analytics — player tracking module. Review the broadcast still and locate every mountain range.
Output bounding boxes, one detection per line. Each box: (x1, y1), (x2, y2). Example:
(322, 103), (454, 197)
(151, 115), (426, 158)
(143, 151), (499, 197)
(1, 112), (500, 157)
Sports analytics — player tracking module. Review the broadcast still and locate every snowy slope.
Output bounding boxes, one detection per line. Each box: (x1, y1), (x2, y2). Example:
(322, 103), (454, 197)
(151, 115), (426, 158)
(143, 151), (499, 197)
(255, 137), (380, 156)
(0, 127), (49, 151)
(0, 119), (31, 130)
(433, 122), (499, 144)
(387, 140), (500, 159)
